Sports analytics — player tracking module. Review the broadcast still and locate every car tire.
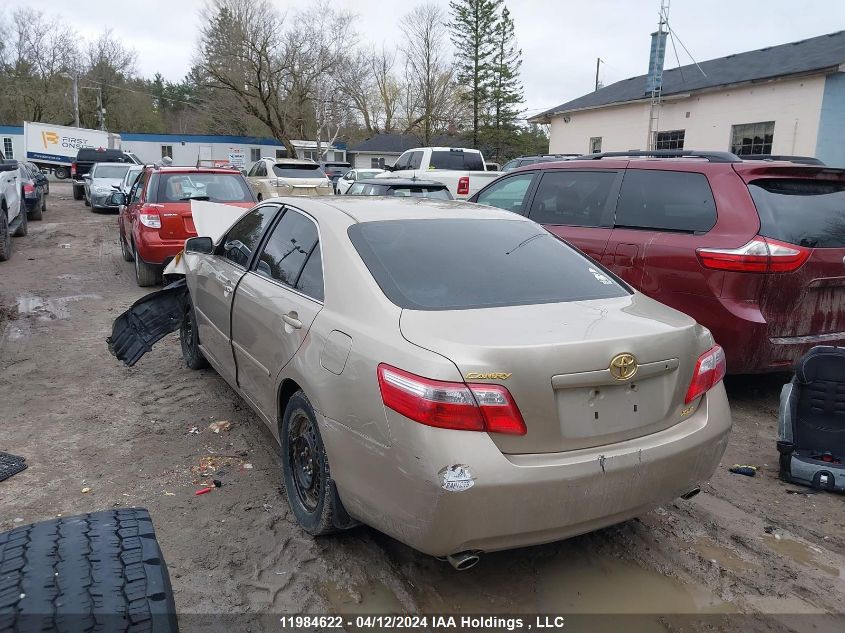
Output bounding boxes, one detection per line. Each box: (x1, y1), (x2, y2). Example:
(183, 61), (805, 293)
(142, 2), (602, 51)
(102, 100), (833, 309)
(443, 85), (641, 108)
(281, 391), (337, 536)
(13, 203), (27, 237)
(28, 197), (43, 221)
(180, 300), (209, 370)
(41, 195), (47, 213)
(72, 185), (83, 200)
(134, 249), (161, 287)
(0, 210), (11, 261)
(84, 195), (91, 207)
(120, 231), (134, 262)
(0, 508), (179, 633)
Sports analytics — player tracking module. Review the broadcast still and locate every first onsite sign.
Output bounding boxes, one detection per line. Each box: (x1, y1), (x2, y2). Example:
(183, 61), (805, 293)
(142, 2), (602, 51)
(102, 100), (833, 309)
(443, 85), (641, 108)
(23, 122), (117, 168)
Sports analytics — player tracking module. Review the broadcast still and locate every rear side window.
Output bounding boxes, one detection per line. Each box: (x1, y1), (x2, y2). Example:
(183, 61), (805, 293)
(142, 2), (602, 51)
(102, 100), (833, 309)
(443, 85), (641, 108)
(529, 171), (617, 226)
(749, 178), (845, 248)
(219, 205), (278, 267)
(349, 219), (628, 310)
(616, 170), (717, 232)
(255, 210), (320, 289)
(430, 150), (484, 171)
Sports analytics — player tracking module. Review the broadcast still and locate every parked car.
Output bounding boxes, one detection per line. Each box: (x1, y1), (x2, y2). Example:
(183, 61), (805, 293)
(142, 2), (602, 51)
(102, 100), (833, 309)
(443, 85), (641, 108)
(318, 160), (351, 192)
(501, 154), (580, 172)
(114, 166), (256, 286)
(344, 178), (453, 199)
(245, 158), (332, 200)
(335, 168), (385, 194)
(19, 161), (49, 221)
(118, 164), (144, 195)
(108, 196), (731, 566)
(469, 149), (845, 373)
(72, 148), (140, 201)
(84, 162), (134, 210)
(0, 151), (24, 261)
(378, 147), (501, 199)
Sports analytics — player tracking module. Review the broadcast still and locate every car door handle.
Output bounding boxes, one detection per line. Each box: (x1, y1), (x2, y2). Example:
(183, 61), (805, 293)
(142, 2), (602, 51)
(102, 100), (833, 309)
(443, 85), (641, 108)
(282, 312), (302, 329)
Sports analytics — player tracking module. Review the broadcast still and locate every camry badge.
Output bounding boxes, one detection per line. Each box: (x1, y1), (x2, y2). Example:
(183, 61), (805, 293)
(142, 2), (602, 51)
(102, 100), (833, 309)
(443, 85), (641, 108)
(609, 353), (638, 381)
(465, 372), (512, 380)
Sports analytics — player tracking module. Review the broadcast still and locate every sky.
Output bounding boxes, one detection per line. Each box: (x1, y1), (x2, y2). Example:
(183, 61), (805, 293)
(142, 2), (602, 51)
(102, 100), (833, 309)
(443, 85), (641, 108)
(11, 0), (845, 119)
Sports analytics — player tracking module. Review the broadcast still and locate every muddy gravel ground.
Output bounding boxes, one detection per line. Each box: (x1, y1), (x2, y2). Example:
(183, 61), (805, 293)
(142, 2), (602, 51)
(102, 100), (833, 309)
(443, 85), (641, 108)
(1, 182), (844, 632)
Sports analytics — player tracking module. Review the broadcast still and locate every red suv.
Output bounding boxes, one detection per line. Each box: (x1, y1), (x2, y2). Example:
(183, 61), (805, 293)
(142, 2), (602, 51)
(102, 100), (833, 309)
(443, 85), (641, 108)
(118, 166), (257, 286)
(470, 151), (845, 373)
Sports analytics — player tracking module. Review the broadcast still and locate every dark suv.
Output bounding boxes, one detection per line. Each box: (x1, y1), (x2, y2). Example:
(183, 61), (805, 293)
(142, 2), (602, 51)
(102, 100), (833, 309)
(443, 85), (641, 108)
(470, 150), (845, 374)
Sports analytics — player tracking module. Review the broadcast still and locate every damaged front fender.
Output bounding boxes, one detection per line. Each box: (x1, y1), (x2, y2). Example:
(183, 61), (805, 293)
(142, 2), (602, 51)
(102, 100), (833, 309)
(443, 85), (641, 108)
(107, 279), (189, 366)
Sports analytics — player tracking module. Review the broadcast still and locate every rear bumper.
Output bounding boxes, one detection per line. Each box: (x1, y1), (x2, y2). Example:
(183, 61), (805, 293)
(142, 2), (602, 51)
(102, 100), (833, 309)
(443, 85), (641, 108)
(322, 384), (732, 557)
(134, 228), (187, 266)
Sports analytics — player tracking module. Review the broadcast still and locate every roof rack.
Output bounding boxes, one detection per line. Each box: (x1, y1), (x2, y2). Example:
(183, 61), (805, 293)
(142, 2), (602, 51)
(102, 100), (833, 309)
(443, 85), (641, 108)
(580, 150), (742, 163)
(738, 154), (825, 165)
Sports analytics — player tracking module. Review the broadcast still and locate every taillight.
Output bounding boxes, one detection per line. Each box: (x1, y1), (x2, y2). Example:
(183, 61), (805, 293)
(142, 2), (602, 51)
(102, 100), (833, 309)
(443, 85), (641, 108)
(377, 364), (526, 435)
(23, 183), (35, 194)
(457, 176), (470, 196)
(696, 236), (810, 273)
(71, 163), (77, 177)
(684, 345), (727, 404)
(139, 213), (161, 228)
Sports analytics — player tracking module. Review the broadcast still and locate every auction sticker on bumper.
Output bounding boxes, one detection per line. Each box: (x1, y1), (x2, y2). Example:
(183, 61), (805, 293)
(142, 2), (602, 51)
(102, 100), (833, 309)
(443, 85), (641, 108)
(440, 464), (475, 491)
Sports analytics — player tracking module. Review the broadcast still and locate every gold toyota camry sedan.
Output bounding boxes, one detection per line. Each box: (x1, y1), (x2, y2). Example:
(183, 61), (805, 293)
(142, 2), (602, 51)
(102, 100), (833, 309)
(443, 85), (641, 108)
(109, 196), (732, 569)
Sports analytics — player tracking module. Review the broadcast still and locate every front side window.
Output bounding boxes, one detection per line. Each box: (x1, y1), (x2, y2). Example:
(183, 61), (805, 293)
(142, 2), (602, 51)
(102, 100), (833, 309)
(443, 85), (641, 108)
(130, 171), (148, 203)
(750, 178), (845, 248)
(731, 121), (774, 155)
(219, 205), (278, 267)
(161, 145), (173, 159)
(408, 151), (424, 170)
(394, 151), (411, 170)
(349, 219), (628, 310)
(255, 210), (320, 291)
(529, 170), (617, 227)
(654, 129), (685, 150)
(616, 170), (717, 232)
(475, 172), (535, 214)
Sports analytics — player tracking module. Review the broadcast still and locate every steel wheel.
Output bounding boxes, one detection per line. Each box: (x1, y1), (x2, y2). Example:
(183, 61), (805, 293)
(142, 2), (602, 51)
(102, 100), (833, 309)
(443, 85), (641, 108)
(287, 410), (322, 512)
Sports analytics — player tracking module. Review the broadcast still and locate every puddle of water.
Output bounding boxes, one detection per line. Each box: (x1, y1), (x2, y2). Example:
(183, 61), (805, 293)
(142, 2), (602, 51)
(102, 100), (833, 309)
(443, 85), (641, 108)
(764, 534), (842, 578)
(16, 294), (102, 321)
(693, 537), (759, 573)
(323, 579), (405, 621)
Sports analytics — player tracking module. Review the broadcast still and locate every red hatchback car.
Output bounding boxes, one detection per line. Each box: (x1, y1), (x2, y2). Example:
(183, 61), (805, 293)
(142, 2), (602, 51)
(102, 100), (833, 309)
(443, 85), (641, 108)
(470, 151), (845, 374)
(118, 166), (257, 286)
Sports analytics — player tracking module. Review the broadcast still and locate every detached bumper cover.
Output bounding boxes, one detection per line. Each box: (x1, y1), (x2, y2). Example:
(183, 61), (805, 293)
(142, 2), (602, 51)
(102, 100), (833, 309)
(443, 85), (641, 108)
(107, 279), (189, 366)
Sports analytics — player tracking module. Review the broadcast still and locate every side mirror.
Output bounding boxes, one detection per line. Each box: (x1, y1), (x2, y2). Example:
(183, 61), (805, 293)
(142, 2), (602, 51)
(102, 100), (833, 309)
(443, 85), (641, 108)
(109, 191), (127, 206)
(240, 169), (247, 176)
(185, 236), (213, 255)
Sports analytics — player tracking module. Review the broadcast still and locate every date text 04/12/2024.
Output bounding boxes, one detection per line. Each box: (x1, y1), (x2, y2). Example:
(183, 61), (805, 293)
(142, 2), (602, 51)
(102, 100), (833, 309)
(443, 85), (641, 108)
(277, 616), (567, 630)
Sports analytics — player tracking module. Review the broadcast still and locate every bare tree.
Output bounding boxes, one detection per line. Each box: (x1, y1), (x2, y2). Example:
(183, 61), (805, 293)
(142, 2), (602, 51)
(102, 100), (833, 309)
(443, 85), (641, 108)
(84, 30), (137, 129)
(399, 3), (463, 144)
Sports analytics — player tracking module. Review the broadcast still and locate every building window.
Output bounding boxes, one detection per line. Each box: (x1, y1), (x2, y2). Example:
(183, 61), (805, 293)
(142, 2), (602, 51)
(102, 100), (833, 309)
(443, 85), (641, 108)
(275, 149), (286, 159)
(654, 129), (685, 150)
(371, 157), (385, 168)
(161, 145), (173, 159)
(250, 148), (261, 162)
(589, 137), (602, 153)
(3, 137), (13, 159)
(730, 121), (774, 156)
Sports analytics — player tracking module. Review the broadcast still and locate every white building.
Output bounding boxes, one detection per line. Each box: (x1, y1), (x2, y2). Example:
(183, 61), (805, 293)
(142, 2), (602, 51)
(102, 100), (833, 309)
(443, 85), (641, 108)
(529, 31), (845, 167)
(0, 128), (345, 170)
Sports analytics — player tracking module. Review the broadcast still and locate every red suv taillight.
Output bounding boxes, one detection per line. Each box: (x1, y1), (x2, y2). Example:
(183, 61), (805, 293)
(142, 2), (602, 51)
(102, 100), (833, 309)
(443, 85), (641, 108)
(71, 163), (77, 177)
(457, 176), (470, 196)
(377, 364), (526, 435)
(685, 345), (727, 404)
(696, 236), (810, 273)
(23, 183), (34, 194)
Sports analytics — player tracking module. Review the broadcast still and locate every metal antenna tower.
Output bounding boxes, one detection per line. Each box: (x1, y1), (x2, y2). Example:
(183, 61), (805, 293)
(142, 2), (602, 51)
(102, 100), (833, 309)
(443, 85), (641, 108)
(646, 0), (670, 150)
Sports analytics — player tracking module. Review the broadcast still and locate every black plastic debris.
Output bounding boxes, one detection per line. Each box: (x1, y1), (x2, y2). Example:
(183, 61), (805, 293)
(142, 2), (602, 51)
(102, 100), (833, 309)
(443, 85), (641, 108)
(0, 452), (28, 482)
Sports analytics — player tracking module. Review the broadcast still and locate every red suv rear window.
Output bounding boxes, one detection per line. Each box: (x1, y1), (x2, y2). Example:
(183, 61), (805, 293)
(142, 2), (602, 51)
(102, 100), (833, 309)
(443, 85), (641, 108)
(157, 172), (253, 203)
(749, 178), (845, 248)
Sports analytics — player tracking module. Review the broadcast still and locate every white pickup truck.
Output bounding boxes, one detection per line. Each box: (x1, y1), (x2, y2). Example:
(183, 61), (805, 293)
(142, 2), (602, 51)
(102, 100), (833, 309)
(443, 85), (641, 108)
(0, 152), (24, 261)
(377, 147), (501, 199)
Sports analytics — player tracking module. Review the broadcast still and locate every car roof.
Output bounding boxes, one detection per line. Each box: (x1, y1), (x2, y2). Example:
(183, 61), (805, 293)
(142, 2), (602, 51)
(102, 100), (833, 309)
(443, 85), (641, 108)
(92, 162), (134, 168)
(354, 178), (447, 187)
(148, 166), (241, 174)
(265, 195), (529, 224)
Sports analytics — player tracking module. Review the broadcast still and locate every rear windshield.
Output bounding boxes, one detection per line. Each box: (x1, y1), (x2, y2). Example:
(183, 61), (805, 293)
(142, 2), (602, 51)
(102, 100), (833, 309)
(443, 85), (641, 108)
(348, 219), (629, 310)
(430, 150), (484, 171)
(77, 149), (126, 162)
(92, 164), (131, 179)
(158, 173), (253, 202)
(272, 164), (325, 178)
(387, 186), (452, 200)
(749, 178), (845, 248)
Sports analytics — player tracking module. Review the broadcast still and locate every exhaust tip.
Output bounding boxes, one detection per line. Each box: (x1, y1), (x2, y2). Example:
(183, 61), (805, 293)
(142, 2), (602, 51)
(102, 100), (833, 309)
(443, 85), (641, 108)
(680, 486), (701, 500)
(446, 551), (481, 571)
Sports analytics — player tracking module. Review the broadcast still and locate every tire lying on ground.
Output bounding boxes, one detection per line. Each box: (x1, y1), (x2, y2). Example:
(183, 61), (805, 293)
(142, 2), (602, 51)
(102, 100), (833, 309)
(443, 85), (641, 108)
(0, 508), (179, 633)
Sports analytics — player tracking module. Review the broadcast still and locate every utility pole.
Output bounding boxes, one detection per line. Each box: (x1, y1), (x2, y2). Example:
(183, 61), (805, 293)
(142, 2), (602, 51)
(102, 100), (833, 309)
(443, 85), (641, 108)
(61, 72), (81, 128)
(595, 58), (603, 91)
(83, 86), (106, 131)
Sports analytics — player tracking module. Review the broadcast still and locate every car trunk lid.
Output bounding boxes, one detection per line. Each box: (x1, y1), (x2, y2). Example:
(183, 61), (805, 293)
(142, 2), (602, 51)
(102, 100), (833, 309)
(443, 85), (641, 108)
(399, 295), (702, 454)
(158, 201), (252, 241)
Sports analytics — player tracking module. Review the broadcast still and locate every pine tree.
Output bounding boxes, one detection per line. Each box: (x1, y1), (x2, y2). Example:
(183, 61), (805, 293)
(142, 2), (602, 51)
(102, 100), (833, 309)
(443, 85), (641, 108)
(448, 0), (502, 147)
(485, 6), (524, 161)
